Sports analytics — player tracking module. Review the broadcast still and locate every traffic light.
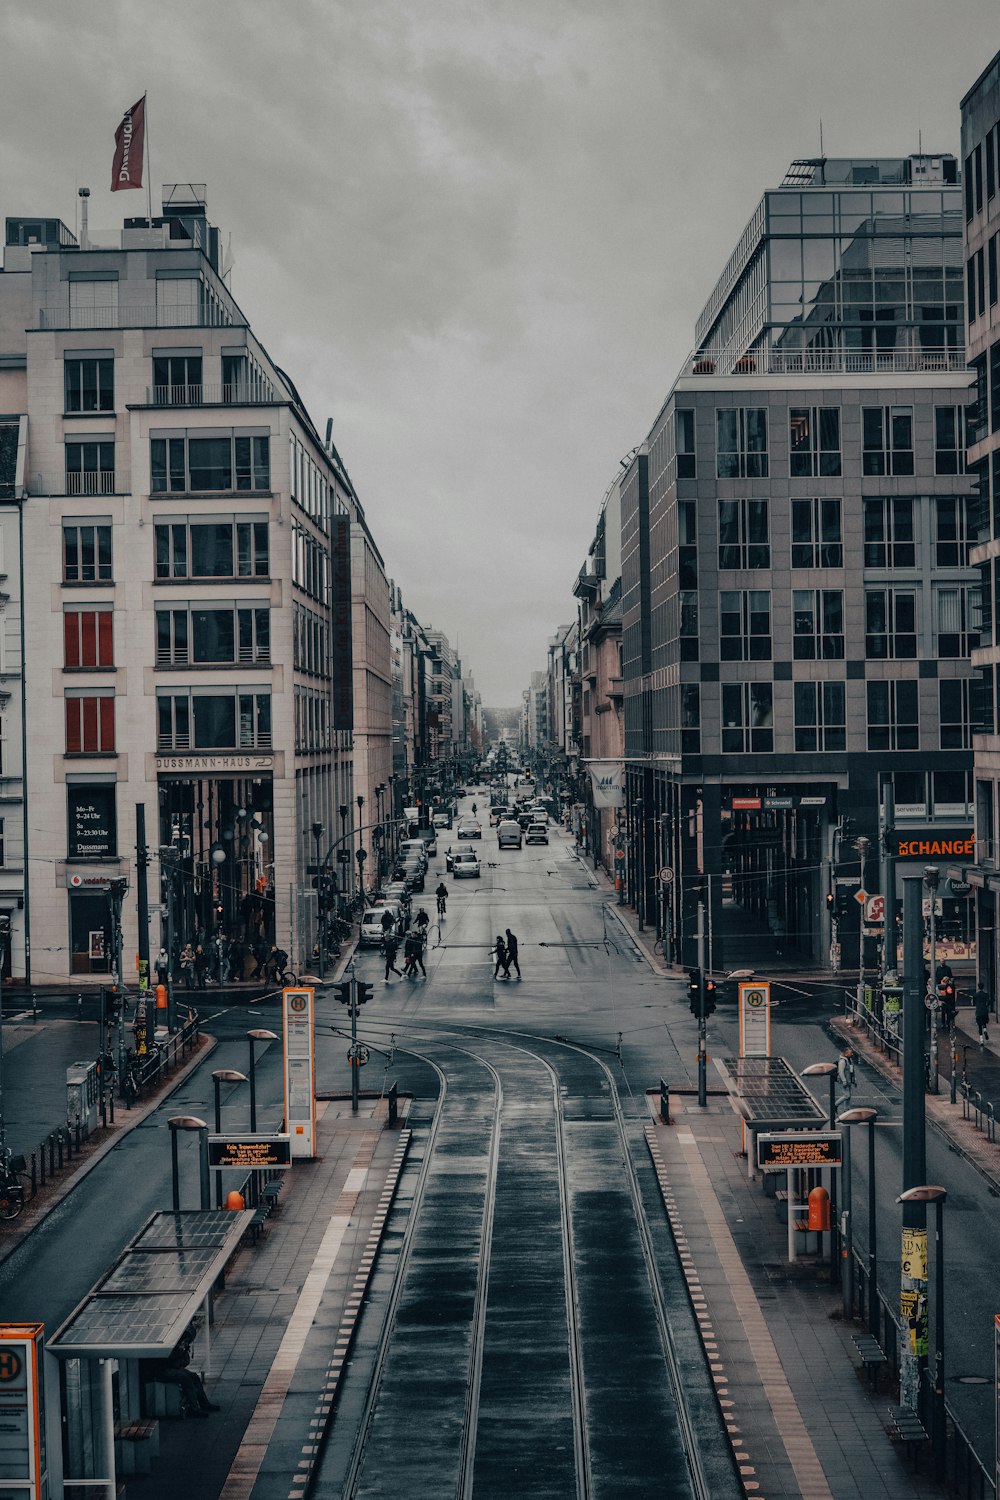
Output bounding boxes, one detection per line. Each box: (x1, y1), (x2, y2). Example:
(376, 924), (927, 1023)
(837, 888), (850, 919)
(704, 977), (717, 1016)
(356, 981), (374, 1006)
(688, 970), (701, 1015)
(334, 981), (351, 1006)
(825, 891), (836, 912)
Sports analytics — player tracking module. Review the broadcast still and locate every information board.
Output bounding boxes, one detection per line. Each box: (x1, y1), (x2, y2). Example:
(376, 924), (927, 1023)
(0, 1323), (46, 1499)
(739, 981), (771, 1058)
(282, 988), (316, 1159)
(757, 1131), (843, 1169)
(207, 1134), (292, 1170)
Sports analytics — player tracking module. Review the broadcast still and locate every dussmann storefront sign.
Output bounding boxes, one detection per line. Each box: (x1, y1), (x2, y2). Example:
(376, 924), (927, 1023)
(888, 829), (974, 860)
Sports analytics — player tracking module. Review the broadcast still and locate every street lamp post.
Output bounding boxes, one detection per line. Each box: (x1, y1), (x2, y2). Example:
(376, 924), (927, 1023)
(924, 865), (940, 1092)
(247, 1028), (278, 1133)
(167, 1115), (209, 1212)
(804, 1060), (839, 1286)
(311, 822), (325, 979)
(838, 1107), (877, 1325)
(211, 1069), (247, 1207)
(855, 836), (871, 1012)
(899, 1185), (947, 1477)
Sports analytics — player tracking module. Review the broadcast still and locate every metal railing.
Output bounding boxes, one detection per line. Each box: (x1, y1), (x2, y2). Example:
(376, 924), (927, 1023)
(687, 346), (967, 377)
(29, 471), (131, 497)
(120, 1008), (201, 1107)
(845, 989), (903, 1066)
(145, 382), (275, 407)
(960, 1079), (998, 1142)
(39, 306), (242, 331)
(155, 731), (273, 753)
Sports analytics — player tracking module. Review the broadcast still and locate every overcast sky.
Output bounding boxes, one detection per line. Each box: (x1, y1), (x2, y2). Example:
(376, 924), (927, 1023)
(1, 2), (997, 704)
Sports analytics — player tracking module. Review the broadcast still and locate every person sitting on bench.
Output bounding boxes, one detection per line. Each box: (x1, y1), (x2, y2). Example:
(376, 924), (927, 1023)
(157, 1326), (219, 1417)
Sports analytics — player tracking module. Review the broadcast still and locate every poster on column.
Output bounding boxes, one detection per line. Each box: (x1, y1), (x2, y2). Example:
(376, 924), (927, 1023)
(282, 987), (316, 1158)
(739, 981), (771, 1057)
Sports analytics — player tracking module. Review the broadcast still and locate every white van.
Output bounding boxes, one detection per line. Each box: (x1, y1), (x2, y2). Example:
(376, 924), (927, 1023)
(497, 819), (522, 849)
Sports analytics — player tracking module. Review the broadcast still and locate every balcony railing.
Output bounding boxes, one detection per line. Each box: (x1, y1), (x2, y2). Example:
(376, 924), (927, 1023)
(29, 471), (130, 496)
(156, 731), (273, 753)
(145, 382), (275, 407)
(39, 306), (243, 331)
(155, 648), (271, 667)
(687, 346), (968, 377)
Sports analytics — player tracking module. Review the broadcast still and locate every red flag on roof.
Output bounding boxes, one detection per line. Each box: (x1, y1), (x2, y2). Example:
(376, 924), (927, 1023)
(111, 96), (146, 191)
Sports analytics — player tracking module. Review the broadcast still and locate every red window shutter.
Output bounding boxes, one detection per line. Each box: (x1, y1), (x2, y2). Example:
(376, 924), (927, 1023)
(99, 695), (115, 752)
(82, 696), (98, 752)
(64, 613), (79, 669)
(80, 611), (97, 667)
(66, 698), (81, 753)
(97, 610), (113, 667)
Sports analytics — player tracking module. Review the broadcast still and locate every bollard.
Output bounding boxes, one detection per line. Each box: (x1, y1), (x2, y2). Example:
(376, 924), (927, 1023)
(388, 1081), (398, 1126)
(108, 1091), (115, 1125)
(30, 1154), (36, 1197)
(31, 992), (37, 1021)
(47, 1135), (55, 1177)
(77, 992), (83, 1020)
(56, 1132), (64, 1170)
(65, 1128), (72, 1162)
(39, 1143), (46, 1186)
(659, 1076), (671, 1125)
(75, 1116), (82, 1152)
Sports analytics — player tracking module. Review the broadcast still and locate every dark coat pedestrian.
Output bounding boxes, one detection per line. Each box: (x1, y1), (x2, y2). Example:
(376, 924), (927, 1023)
(403, 932), (420, 978)
(974, 985), (991, 1044)
(383, 933), (401, 980)
(193, 945), (208, 988)
(493, 935), (507, 979)
(504, 928), (520, 979)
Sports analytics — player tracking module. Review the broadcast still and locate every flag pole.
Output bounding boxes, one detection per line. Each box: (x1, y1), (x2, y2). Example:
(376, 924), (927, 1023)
(144, 94), (152, 225)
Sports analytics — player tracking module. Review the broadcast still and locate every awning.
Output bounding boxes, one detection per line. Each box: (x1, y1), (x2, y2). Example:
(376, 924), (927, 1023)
(48, 1209), (254, 1360)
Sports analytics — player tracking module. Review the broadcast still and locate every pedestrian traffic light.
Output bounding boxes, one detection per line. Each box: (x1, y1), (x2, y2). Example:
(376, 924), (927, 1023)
(688, 970), (701, 1014)
(825, 891), (835, 911)
(356, 981), (374, 1005)
(334, 981), (351, 1005)
(704, 977), (717, 1016)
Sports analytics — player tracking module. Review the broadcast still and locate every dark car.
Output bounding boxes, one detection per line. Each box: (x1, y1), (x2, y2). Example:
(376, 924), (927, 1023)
(516, 810), (534, 830)
(400, 858), (425, 892)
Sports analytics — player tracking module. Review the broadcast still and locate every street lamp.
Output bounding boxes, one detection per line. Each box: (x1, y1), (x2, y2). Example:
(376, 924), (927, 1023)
(837, 1107), (877, 1325)
(803, 1060), (840, 1286)
(356, 794), (366, 897)
(855, 836), (871, 1012)
(924, 866), (940, 1094)
(211, 1069), (247, 1207)
(167, 1114), (209, 1212)
(311, 822), (325, 978)
(898, 1184), (947, 1477)
(247, 1028), (278, 1132)
(338, 805), (350, 908)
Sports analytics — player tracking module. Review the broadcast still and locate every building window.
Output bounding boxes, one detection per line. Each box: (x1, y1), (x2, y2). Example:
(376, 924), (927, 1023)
(863, 497), (915, 568)
(866, 680), (918, 751)
(716, 407), (768, 478)
(721, 682), (773, 753)
(720, 591), (770, 661)
(64, 356), (113, 413)
(793, 589), (844, 659)
(64, 607), (114, 668)
(939, 679), (972, 750)
(790, 498), (842, 569)
(935, 497), (975, 566)
(932, 769), (972, 818)
(152, 353), (203, 405)
(156, 690), (272, 751)
(155, 605), (270, 665)
(991, 342), (1000, 435)
(970, 353), (988, 445)
(936, 586), (981, 658)
(69, 279), (118, 328)
(865, 589), (917, 659)
(154, 519), (270, 580)
(679, 590), (698, 662)
(991, 234), (999, 309)
(155, 278), (200, 325)
(934, 407), (967, 475)
(63, 523), (112, 583)
(150, 433), (270, 493)
(676, 409), (696, 478)
(862, 406), (914, 476)
(718, 498), (769, 569)
(681, 683), (699, 754)
(789, 407), (841, 477)
(678, 501), (698, 590)
(794, 682), (846, 752)
(65, 441), (116, 496)
(0, 816), (6, 867)
(66, 692), (115, 754)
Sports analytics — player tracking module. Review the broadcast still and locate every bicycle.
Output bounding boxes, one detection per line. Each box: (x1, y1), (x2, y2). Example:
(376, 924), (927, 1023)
(0, 1147), (30, 1220)
(436, 893), (447, 917)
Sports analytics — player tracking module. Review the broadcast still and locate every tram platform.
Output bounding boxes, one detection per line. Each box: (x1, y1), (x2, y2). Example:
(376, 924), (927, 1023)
(126, 1094), (408, 1500)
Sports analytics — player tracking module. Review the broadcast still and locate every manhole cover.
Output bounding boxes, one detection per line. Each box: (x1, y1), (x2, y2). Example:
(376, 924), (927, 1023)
(956, 1375), (991, 1385)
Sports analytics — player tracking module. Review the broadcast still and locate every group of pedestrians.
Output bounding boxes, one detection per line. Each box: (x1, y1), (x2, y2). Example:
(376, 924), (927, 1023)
(492, 929), (521, 980)
(381, 906), (430, 982)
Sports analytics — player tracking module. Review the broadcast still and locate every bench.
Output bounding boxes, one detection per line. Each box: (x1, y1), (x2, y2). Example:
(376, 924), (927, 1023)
(851, 1333), (886, 1388)
(261, 1178), (284, 1211)
(248, 1206), (269, 1243)
(886, 1405), (929, 1465)
(114, 1418), (159, 1474)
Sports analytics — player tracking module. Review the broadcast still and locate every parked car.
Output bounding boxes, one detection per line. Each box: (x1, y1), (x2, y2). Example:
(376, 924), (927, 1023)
(369, 899), (406, 935)
(497, 819), (523, 849)
(381, 882), (412, 920)
(360, 909), (388, 946)
(399, 838), (429, 870)
(445, 845), (457, 871)
(400, 859), (425, 892)
(457, 819), (482, 840)
(525, 821), (549, 845)
(432, 810), (452, 830)
(453, 850), (481, 879)
(419, 830), (438, 857)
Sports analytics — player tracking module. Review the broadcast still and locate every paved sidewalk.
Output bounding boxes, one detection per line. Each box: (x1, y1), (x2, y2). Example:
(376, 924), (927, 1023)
(646, 1092), (940, 1499)
(129, 1094), (407, 1500)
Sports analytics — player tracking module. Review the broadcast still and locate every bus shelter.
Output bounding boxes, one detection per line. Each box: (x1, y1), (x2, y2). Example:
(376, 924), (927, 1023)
(47, 1208), (253, 1498)
(719, 1055), (835, 1263)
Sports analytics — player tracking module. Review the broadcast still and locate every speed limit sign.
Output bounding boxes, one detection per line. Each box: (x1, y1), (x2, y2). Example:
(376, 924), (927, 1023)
(658, 866), (674, 885)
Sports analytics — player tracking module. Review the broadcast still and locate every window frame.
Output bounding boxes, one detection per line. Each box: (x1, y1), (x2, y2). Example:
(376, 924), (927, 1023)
(862, 405), (914, 476)
(63, 522), (113, 584)
(793, 680), (846, 752)
(718, 497), (770, 570)
(792, 588), (844, 660)
(866, 679), (919, 751)
(791, 498), (843, 569)
(64, 606), (114, 669)
(150, 432), (271, 494)
(789, 406), (841, 477)
(716, 406), (768, 479)
(863, 497), (915, 569)
(864, 588), (917, 660)
(64, 355), (114, 414)
(65, 691), (116, 755)
(720, 590), (771, 662)
(721, 682), (773, 753)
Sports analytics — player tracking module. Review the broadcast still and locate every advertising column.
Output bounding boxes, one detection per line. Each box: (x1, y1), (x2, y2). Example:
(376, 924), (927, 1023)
(282, 987), (316, 1159)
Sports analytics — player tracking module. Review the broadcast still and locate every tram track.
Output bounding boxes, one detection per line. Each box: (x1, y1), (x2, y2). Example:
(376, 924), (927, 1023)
(314, 1019), (736, 1500)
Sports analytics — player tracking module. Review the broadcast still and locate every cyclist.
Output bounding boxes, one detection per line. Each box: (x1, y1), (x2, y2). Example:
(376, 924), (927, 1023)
(435, 881), (448, 916)
(414, 907), (430, 933)
(266, 945), (290, 983)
